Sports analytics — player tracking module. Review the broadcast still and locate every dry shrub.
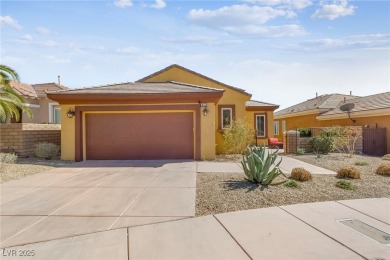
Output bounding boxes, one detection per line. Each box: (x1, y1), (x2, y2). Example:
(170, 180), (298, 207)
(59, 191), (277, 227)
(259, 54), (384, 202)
(336, 166), (361, 179)
(382, 154), (390, 161)
(0, 153), (17, 164)
(223, 120), (255, 154)
(290, 167), (312, 181)
(35, 143), (60, 160)
(376, 164), (390, 176)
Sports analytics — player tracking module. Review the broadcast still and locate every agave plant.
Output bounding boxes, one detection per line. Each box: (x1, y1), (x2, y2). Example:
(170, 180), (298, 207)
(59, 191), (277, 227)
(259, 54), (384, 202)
(241, 145), (287, 186)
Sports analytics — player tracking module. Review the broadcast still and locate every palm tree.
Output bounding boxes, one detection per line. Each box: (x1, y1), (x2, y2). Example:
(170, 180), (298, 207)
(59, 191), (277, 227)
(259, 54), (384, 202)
(0, 65), (32, 122)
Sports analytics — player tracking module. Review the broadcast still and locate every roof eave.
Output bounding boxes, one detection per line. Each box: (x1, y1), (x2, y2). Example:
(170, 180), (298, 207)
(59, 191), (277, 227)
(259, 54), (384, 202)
(246, 106), (279, 111)
(47, 92), (224, 105)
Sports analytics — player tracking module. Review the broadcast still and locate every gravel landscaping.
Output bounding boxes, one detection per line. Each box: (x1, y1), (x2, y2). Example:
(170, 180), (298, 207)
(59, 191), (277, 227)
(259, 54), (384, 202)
(196, 153), (390, 216)
(0, 157), (73, 183)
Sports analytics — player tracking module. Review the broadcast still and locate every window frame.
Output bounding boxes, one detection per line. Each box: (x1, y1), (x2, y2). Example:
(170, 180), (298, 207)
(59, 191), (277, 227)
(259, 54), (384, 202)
(274, 121), (279, 135)
(221, 108), (232, 129)
(218, 105), (235, 130)
(254, 113), (267, 138)
(282, 120), (286, 133)
(53, 107), (61, 124)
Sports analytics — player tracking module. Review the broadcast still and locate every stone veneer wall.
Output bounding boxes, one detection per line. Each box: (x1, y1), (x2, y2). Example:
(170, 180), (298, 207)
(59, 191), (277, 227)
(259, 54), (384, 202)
(0, 123), (61, 157)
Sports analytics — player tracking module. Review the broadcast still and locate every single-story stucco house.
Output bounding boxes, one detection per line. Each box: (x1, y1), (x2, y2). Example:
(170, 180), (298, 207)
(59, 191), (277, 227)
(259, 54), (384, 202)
(9, 81), (68, 124)
(47, 64), (279, 161)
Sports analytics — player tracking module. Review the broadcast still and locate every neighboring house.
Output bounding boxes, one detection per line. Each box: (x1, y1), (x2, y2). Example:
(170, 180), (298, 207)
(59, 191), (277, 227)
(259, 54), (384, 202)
(47, 64), (279, 161)
(9, 81), (68, 124)
(274, 92), (390, 153)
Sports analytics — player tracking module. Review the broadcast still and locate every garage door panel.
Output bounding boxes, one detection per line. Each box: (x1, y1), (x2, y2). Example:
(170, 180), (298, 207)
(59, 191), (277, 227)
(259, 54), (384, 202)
(86, 113), (194, 160)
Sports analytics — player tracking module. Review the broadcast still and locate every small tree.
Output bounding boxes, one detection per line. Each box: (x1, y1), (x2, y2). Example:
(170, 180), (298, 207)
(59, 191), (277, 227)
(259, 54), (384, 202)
(223, 120), (255, 154)
(332, 126), (360, 158)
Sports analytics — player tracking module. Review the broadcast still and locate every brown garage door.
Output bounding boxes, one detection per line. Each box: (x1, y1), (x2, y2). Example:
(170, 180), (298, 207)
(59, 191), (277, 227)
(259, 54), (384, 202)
(86, 112), (194, 160)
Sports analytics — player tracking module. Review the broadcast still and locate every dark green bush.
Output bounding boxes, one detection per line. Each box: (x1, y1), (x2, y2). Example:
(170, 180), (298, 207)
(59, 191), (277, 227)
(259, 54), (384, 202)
(284, 180), (299, 188)
(298, 128), (312, 137)
(336, 180), (356, 190)
(308, 136), (334, 158)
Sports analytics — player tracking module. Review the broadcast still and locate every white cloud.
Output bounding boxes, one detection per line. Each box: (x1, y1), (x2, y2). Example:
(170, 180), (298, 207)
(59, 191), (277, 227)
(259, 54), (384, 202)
(116, 46), (142, 54)
(299, 37), (390, 50)
(150, 0), (166, 9)
(225, 24), (307, 37)
(114, 0), (132, 8)
(20, 34), (33, 42)
(243, 0), (312, 9)
(42, 40), (57, 47)
(0, 16), (22, 30)
(188, 5), (295, 27)
(43, 55), (70, 63)
(161, 35), (243, 45)
(312, 0), (356, 20)
(36, 26), (51, 34)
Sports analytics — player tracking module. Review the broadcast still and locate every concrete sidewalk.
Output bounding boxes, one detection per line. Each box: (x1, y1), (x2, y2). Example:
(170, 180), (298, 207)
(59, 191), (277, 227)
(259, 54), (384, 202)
(197, 155), (336, 175)
(3, 198), (389, 259)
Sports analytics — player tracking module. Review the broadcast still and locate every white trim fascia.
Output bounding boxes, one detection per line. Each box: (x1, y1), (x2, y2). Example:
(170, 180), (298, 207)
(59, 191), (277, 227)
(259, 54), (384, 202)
(274, 109), (319, 119)
(316, 108), (390, 121)
(25, 103), (40, 108)
(48, 102), (59, 123)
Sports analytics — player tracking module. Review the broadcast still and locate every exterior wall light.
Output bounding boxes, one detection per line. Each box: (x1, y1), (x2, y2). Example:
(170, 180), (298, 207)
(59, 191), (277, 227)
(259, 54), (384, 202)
(199, 101), (209, 116)
(66, 109), (75, 118)
(203, 107), (209, 116)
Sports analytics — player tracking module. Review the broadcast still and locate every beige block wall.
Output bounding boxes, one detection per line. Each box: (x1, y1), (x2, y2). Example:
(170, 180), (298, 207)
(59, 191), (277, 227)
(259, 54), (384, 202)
(0, 123), (61, 157)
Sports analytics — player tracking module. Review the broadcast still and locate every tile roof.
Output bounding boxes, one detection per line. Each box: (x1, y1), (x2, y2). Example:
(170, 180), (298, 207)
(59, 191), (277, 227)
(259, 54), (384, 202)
(137, 64), (251, 97)
(9, 81), (37, 98)
(275, 94), (359, 116)
(319, 91), (390, 117)
(246, 100), (279, 107)
(8, 81), (68, 99)
(47, 81), (224, 95)
(31, 83), (68, 98)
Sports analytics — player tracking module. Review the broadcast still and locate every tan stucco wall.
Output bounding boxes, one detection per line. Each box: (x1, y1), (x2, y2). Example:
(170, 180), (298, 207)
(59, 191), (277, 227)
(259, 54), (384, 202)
(60, 105), (76, 160)
(22, 98), (60, 124)
(141, 66), (251, 154)
(59, 103), (217, 161)
(245, 110), (275, 146)
(274, 113), (390, 153)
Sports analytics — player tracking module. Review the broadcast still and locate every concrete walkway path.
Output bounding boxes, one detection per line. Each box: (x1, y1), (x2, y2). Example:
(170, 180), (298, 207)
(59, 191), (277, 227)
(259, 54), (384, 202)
(2, 198), (388, 259)
(0, 160), (196, 249)
(197, 155), (336, 175)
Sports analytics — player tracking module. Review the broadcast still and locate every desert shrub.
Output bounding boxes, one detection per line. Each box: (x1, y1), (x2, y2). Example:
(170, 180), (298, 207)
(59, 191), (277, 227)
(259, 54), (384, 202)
(308, 135), (334, 158)
(0, 153), (18, 164)
(382, 154), (390, 161)
(284, 180), (299, 188)
(35, 142), (60, 160)
(241, 145), (287, 186)
(298, 128), (311, 137)
(375, 164), (390, 176)
(296, 148), (305, 155)
(336, 166), (361, 179)
(223, 120), (255, 154)
(336, 180), (356, 190)
(290, 167), (312, 181)
(331, 126), (361, 158)
(354, 161), (368, 166)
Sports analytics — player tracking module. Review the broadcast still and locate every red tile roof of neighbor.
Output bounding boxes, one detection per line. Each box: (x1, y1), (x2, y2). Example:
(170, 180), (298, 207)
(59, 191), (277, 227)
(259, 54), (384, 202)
(318, 91), (390, 117)
(275, 93), (360, 116)
(8, 81), (68, 99)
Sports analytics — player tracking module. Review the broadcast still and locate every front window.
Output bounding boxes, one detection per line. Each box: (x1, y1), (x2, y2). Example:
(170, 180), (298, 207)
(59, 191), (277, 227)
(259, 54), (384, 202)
(222, 108), (232, 129)
(274, 121), (279, 135)
(256, 115), (266, 137)
(54, 108), (61, 124)
(282, 120), (286, 132)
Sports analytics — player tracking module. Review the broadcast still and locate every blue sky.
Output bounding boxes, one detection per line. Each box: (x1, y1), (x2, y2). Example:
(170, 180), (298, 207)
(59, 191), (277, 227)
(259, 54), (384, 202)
(1, 0), (389, 109)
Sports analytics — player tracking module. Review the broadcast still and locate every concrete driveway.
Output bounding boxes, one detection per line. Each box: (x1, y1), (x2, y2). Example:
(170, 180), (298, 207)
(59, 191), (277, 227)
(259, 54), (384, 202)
(0, 160), (196, 248)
